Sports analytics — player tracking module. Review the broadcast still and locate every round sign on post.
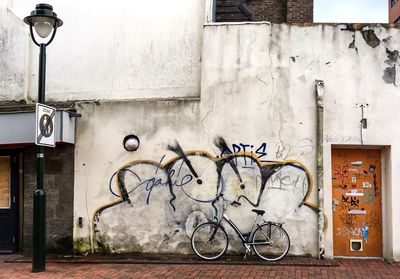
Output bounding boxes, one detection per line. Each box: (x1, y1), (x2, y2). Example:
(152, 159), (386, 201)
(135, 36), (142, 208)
(35, 103), (56, 147)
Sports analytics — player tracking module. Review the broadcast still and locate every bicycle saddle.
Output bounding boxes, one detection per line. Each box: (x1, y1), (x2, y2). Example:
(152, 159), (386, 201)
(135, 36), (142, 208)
(252, 209), (265, 216)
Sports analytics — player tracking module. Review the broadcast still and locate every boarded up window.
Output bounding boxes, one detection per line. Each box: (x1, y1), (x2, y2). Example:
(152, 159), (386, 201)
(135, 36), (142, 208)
(0, 157), (10, 208)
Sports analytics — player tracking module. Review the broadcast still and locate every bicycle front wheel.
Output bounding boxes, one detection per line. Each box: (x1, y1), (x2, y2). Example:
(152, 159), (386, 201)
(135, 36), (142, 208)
(252, 223), (290, 261)
(191, 222), (228, 260)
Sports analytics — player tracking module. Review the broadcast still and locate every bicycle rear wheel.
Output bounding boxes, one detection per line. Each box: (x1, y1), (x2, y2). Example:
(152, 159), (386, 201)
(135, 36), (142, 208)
(252, 223), (290, 261)
(191, 222), (228, 260)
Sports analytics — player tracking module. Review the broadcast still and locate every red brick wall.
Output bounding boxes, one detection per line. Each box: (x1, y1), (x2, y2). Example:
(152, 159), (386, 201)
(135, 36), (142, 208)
(219, 0), (314, 23)
(389, 0), (400, 23)
(245, 0), (288, 23)
(286, 0), (313, 23)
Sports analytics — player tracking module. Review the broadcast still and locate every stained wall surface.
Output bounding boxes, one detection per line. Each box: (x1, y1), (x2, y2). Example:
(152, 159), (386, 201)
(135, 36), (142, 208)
(74, 24), (400, 259)
(2, 0), (205, 102)
(0, 1), (28, 102)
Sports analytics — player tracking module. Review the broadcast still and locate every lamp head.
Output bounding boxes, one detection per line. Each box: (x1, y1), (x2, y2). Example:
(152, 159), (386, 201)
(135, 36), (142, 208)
(24, 4), (63, 40)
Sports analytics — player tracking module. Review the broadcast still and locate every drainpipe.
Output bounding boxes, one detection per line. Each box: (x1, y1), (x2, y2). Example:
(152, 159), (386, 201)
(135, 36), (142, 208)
(316, 80), (325, 260)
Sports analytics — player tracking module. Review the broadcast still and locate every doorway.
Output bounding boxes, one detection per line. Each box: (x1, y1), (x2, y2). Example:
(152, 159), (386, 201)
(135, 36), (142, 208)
(0, 152), (19, 253)
(332, 148), (382, 257)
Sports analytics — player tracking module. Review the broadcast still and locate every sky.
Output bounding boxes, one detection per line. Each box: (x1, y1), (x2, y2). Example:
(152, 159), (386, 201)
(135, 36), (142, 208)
(314, 0), (389, 23)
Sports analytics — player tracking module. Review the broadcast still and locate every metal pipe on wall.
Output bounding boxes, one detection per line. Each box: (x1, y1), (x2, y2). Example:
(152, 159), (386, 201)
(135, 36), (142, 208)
(315, 80), (325, 260)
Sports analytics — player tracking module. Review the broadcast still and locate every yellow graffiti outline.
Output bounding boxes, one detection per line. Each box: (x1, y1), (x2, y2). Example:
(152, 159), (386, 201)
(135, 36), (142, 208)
(91, 150), (317, 251)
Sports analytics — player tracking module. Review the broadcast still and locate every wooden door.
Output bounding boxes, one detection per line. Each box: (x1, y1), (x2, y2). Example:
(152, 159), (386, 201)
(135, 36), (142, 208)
(332, 149), (382, 257)
(0, 154), (18, 253)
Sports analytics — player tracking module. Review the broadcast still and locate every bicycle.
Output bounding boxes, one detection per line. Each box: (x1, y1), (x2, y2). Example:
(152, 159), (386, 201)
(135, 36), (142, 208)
(191, 194), (290, 261)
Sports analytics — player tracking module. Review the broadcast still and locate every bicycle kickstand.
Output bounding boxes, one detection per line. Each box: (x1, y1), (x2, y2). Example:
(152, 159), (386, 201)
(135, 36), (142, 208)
(243, 244), (251, 260)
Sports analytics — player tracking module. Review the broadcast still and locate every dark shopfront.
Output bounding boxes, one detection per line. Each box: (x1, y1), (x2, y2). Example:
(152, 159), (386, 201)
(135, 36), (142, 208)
(0, 109), (76, 254)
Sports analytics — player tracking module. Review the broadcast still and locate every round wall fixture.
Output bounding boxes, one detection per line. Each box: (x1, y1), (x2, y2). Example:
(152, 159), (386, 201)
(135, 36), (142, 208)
(123, 135), (140, 151)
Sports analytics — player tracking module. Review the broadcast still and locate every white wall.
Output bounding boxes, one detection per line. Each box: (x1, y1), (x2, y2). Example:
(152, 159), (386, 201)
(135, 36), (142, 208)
(202, 23), (400, 259)
(0, 1), (29, 101)
(4, 0), (205, 102)
(73, 23), (400, 259)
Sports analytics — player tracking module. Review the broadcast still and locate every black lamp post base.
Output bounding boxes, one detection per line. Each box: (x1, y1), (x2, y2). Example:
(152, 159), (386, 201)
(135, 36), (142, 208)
(32, 188), (46, 272)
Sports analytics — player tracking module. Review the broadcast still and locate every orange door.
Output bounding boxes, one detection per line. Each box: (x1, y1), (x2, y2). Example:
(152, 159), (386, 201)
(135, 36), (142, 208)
(332, 149), (382, 257)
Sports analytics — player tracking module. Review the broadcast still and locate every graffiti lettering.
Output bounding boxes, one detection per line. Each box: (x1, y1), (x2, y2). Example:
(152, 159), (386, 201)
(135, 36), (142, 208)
(341, 195), (360, 207)
(334, 164), (349, 181)
(268, 172), (307, 195)
(108, 138), (315, 210)
(336, 227), (362, 237)
(133, 169), (194, 204)
(274, 138), (313, 160)
(95, 137), (317, 253)
(325, 135), (359, 143)
(110, 157), (195, 205)
(224, 142), (268, 164)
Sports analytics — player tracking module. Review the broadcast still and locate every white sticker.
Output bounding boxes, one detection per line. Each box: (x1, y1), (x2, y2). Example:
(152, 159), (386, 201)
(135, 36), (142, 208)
(363, 182), (372, 188)
(351, 161), (363, 166)
(348, 210), (367, 215)
(352, 177), (357, 183)
(346, 191), (364, 197)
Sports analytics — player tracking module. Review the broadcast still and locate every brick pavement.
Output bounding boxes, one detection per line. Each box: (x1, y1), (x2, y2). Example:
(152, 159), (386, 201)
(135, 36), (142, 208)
(0, 259), (399, 279)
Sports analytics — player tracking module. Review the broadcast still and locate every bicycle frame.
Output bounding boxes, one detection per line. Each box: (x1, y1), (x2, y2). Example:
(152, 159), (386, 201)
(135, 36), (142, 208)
(218, 213), (274, 247)
(211, 194), (285, 248)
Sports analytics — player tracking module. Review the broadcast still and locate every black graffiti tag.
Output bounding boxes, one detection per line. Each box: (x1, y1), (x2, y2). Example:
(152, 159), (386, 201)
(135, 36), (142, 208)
(341, 195), (360, 207)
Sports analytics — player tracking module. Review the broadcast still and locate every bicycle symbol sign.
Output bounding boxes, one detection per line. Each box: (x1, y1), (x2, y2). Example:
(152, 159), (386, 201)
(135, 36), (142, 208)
(35, 103), (56, 147)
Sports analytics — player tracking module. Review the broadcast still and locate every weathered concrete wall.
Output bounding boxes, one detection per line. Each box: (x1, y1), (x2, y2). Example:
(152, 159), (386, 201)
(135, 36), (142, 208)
(202, 23), (400, 260)
(73, 100), (316, 256)
(72, 24), (400, 260)
(0, 2), (28, 102)
(4, 0), (205, 102)
(23, 145), (74, 253)
(202, 24), (400, 259)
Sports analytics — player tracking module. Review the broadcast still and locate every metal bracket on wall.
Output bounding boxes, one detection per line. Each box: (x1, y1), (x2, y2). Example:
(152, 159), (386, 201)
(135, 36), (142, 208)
(67, 111), (82, 118)
(356, 103), (369, 144)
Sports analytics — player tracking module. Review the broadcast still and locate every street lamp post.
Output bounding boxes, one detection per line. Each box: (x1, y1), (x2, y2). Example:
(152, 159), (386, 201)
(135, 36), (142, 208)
(24, 4), (62, 273)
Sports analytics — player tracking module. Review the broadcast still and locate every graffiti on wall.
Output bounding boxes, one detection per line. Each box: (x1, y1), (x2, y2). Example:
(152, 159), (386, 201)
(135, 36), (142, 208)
(93, 137), (316, 253)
